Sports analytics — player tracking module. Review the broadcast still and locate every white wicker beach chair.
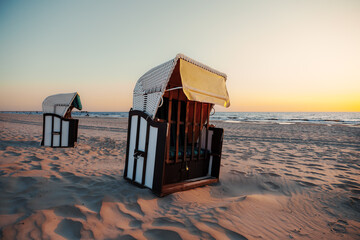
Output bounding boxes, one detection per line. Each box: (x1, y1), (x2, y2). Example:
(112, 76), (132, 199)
(125, 54), (230, 196)
(41, 92), (82, 147)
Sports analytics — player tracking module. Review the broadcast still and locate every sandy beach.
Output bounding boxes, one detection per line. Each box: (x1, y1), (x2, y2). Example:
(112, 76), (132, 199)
(0, 113), (359, 239)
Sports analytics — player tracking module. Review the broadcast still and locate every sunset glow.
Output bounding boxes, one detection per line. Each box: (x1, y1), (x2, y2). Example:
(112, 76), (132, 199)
(0, 0), (359, 112)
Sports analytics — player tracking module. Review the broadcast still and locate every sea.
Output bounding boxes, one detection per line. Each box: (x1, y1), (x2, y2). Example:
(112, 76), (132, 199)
(2, 111), (360, 126)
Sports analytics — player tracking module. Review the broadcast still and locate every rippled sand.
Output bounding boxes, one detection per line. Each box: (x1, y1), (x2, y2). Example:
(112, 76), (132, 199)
(0, 113), (359, 239)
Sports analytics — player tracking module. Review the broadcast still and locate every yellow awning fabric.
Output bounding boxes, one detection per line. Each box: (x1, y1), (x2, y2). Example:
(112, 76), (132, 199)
(179, 59), (230, 107)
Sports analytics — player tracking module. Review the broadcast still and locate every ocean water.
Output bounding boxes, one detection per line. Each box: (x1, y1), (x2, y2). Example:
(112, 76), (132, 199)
(210, 112), (360, 125)
(2, 111), (360, 126)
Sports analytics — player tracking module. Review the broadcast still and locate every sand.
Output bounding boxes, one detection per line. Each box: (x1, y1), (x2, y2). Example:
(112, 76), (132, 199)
(0, 113), (359, 239)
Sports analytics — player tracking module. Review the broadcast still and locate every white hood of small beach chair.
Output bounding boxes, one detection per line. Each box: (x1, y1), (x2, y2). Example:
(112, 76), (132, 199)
(133, 54), (230, 119)
(42, 92), (79, 117)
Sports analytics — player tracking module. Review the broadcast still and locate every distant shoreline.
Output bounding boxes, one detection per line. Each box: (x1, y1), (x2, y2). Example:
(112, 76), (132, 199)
(1, 112), (359, 126)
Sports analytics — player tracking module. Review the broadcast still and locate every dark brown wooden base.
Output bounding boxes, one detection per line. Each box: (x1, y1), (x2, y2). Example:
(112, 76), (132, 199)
(159, 177), (218, 197)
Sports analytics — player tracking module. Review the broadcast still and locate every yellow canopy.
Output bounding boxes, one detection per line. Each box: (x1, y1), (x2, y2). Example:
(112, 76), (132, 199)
(179, 59), (230, 107)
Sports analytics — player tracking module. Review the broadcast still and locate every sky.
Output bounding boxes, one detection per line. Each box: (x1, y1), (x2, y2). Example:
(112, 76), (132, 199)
(0, 0), (359, 112)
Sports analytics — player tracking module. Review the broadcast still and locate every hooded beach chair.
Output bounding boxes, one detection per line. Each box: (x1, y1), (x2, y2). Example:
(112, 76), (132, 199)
(124, 54), (230, 196)
(41, 92), (82, 147)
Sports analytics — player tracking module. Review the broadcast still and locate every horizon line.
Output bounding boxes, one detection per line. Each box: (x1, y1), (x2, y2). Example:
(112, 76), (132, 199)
(1, 110), (359, 113)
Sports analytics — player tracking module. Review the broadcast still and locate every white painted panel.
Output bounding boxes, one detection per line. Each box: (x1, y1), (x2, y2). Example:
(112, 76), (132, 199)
(144, 126), (158, 188)
(127, 116), (138, 179)
(138, 118), (147, 151)
(135, 157), (144, 184)
(53, 117), (61, 132)
(51, 116), (61, 147)
(61, 121), (69, 146)
(44, 116), (53, 146)
(204, 129), (214, 176)
(208, 156), (213, 176)
(53, 135), (60, 147)
(135, 117), (147, 183)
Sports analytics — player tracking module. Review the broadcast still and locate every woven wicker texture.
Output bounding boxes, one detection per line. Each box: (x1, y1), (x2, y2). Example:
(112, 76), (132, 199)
(146, 92), (163, 117)
(133, 59), (176, 118)
(42, 92), (79, 117)
(139, 60), (175, 94)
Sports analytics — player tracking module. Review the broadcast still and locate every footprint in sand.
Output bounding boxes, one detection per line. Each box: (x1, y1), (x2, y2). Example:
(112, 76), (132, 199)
(4, 151), (21, 156)
(50, 175), (60, 182)
(55, 219), (84, 239)
(143, 229), (182, 240)
(328, 219), (348, 233)
(265, 181), (280, 190)
(50, 163), (60, 172)
(152, 217), (186, 229)
(347, 197), (360, 217)
(27, 156), (42, 162)
(79, 150), (90, 155)
(124, 202), (145, 217)
(59, 172), (83, 182)
(54, 205), (86, 219)
(202, 221), (248, 240)
(30, 164), (42, 170)
(129, 219), (143, 228)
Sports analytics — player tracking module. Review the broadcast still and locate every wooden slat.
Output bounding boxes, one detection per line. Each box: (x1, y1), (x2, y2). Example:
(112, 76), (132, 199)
(197, 103), (203, 161)
(124, 113), (133, 179)
(132, 116), (141, 181)
(205, 104), (210, 160)
(183, 100), (189, 162)
(175, 90), (181, 163)
(59, 118), (62, 147)
(41, 115), (45, 146)
(166, 92), (173, 163)
(160, 177), (218, 197)
(191, 102), (196, 161)
(51, 115), (54, 147)
(141, 123), (151, 185)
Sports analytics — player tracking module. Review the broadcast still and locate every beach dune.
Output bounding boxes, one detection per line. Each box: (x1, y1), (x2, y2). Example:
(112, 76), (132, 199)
(0, 113), (359, 239)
